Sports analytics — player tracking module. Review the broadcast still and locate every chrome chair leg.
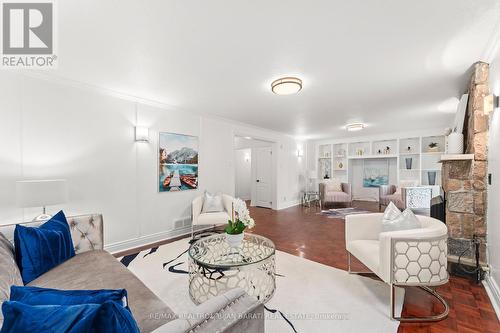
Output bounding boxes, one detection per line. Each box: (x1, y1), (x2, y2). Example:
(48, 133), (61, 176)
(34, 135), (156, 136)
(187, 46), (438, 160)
(390, 284), (449, 322)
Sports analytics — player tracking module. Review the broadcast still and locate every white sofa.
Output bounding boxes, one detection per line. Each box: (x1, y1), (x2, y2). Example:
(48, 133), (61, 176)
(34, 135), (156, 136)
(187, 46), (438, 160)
(192, 194), (233, 237)
(345, 213), (449, 322)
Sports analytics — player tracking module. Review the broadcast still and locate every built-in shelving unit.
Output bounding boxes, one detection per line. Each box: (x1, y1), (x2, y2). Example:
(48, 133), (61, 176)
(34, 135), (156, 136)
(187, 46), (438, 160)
(315, 134), (446, 187)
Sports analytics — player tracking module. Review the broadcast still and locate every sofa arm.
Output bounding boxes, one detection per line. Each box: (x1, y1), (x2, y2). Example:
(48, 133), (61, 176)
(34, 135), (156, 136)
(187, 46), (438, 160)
(67, 214), (103, 254)
(341, 183), (351, 199)
(151, 288), (264, 333)
(345, 213), (383, 247)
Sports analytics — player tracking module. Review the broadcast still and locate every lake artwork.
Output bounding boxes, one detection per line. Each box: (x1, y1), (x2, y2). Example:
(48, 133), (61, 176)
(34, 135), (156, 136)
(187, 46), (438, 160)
(159, 132), (198, 192)
(363, 159), (389, 188)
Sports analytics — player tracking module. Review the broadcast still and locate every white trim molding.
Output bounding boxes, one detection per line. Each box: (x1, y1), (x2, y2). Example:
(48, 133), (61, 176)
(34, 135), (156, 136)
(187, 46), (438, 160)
(105, 225), (211, 254)
(483, 274), (500, 320)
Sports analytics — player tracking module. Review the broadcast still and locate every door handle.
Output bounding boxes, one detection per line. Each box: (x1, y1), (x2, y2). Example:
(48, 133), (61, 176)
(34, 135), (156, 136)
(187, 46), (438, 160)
(256, 179), (260, 182)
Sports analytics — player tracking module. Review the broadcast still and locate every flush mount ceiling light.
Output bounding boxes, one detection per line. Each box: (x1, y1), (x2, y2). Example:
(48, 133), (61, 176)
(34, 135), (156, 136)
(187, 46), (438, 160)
(346, 123), (365, 131)
(271, 77), (302, 95)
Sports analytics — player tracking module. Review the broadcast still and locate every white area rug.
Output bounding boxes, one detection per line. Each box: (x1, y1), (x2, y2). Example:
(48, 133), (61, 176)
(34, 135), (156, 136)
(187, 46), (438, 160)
(118, 238), (404, 332)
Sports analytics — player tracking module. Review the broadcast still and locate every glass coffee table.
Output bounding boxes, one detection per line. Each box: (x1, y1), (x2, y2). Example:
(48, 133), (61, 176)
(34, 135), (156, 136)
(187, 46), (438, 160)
(188, 233), (276, 304)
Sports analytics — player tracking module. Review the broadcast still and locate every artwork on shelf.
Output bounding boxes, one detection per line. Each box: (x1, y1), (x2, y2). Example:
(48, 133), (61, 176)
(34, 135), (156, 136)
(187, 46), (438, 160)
(363, 159), (389, 187)
(158, 132), (199, 192)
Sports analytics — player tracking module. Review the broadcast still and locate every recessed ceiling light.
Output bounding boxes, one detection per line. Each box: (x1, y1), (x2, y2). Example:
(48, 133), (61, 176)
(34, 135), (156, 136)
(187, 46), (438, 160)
(271, 77), (302, 95)
(346, 123), (365, 131)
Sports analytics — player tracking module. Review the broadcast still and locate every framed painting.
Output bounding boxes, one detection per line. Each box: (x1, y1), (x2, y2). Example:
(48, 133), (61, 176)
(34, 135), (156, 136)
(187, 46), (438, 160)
(158, 132), (198, 192)
(363, 159), (389, 188)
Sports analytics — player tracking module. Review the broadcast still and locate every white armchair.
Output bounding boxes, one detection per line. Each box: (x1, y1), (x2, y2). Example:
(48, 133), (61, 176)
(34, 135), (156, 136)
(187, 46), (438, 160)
(345, 213), (449, 322)
(192, 194), (234, 238)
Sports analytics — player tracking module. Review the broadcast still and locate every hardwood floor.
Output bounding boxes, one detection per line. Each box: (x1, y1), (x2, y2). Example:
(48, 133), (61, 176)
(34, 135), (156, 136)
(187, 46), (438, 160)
(246, 201), (500, 333)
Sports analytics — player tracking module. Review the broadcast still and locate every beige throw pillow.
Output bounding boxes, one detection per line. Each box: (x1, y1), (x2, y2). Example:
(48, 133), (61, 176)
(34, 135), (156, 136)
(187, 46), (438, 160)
(324, 179), (342, 192)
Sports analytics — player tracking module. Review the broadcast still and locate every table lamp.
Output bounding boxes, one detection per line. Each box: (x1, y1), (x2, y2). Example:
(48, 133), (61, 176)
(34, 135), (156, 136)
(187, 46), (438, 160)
(16, 179), (68, 221)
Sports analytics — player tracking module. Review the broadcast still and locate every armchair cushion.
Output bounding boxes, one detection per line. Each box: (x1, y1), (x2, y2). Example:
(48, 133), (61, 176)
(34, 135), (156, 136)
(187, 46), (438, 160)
(324, 191), (350, 202)
(324, 179), (342, 192)
(202, 191), (224, 213)
(196, 212), (230, 226)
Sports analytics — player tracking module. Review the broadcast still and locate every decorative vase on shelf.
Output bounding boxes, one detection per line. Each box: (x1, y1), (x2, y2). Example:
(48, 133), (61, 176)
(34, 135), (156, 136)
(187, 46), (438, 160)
(427, 171), (437, 185)
(226, 232), (244, 248)
(405, 158), (412, 170)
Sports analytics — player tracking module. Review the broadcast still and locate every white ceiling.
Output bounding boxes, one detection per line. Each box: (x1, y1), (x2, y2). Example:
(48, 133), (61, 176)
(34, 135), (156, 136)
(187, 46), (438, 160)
(47, 0), (500, 139)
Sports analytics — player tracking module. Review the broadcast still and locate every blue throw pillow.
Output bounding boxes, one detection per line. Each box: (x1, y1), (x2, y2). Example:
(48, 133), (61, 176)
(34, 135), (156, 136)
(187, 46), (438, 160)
(1, 301), (139, 333)
(10, 286), (128, 308)
(14, 211), (76, 284)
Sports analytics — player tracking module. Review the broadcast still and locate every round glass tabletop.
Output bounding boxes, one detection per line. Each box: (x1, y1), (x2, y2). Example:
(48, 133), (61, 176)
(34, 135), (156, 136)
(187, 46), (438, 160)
(188, 233), (275, 269)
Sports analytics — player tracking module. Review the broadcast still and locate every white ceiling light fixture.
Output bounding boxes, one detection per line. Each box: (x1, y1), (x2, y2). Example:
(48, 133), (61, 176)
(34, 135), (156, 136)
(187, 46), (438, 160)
(346, 123), (365, 132)
(271, 77), (302, 95)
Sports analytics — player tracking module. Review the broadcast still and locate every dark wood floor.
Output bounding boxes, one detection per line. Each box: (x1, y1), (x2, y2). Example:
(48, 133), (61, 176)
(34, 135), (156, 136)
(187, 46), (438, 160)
(246, 201), (500, 333)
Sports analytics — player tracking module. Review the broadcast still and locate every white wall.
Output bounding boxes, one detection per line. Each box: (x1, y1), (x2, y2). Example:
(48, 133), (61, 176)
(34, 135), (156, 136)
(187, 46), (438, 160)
(486, 53), (500, 313)
(234, 148), (251, 200)
(0, 72), (305, 252)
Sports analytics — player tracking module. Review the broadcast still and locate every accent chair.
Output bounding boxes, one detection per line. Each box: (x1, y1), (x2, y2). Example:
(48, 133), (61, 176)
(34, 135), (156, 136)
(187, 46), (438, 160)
(379, 185), (405, 210)
(192, 194), (233, 238)
(345, 213), (449, 322)
(319, 181), (352, 209)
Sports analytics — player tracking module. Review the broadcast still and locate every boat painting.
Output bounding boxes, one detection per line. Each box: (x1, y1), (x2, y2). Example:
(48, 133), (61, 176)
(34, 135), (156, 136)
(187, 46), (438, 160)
(159, 132), (199, 192)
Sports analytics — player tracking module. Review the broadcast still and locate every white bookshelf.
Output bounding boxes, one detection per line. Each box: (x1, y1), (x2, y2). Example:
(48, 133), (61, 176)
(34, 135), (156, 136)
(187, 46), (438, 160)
(315, 134), (446, 186)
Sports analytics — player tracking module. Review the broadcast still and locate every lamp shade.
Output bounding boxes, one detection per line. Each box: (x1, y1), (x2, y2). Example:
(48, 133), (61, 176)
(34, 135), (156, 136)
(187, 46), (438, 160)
(16, 180), (68, 208)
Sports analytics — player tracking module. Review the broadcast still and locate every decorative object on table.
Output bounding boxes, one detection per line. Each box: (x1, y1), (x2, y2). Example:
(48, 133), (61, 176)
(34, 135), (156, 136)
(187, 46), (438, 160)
(224, 198), (255, 248)
(16, 179), (68, 221)
(407, 146), (412, 153)
(159, 132), (198, 192)
(363, 159), (389, 187)
(337, 161), (344, 170)
(324, 171), (330, 179)
(377, 149), (382, 154)
(356, 148), (364, 156)
(405, 157), (412, 170)
(320, 207), (371, 219)
(427, 142), (439, 152)
(384, 146), (391, 154)
(427, 171), (437, 185)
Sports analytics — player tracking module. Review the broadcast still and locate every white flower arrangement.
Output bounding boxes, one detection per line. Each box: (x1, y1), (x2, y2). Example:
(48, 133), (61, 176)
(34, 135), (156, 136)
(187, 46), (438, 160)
(225, 198), (255, 235)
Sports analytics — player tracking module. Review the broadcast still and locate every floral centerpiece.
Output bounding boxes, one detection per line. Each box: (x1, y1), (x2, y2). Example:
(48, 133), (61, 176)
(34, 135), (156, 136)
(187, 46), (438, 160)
(225, 198), (255, 247)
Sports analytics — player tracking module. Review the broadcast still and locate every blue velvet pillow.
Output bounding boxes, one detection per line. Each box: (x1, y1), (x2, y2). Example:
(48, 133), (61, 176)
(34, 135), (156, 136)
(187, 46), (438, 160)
(1, 301), (139, 333)
(14, 211), (76, 284)
(10, 286), (128, 308)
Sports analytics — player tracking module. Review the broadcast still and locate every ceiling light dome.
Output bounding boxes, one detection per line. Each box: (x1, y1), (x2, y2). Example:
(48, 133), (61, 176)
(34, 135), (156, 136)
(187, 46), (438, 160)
(271, 77), (302, 95)
(346, 123), (365, 131)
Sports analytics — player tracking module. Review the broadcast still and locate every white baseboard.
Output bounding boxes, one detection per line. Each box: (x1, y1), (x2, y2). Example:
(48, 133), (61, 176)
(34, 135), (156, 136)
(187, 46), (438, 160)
(278, 199), (301, 210)
(483, 274), (500, 320)
(105, 225), (209, 254)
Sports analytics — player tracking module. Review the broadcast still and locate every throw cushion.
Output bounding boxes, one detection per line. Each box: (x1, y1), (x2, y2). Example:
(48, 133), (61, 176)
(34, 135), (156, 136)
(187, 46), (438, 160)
(1, 300), (139, 333)
(14, 211), (76, 284)
(381, 202), (421, 232)
(0, 233), (23, 328)
(324, 179), (342, 192)
(202, 191), (224, 213)
(10, 286), (128, 308)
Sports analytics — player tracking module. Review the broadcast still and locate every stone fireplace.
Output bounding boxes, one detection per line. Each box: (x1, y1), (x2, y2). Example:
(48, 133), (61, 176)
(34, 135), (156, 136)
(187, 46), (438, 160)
(441, 62), (489, 263)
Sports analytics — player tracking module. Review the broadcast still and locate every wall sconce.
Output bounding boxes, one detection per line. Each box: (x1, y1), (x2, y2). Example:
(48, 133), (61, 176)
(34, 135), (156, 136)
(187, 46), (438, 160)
(484, 94), (499, 115)
(244, 152), (251, 162)
(135, 126), (149, 142)
(297, 149), (303, 158)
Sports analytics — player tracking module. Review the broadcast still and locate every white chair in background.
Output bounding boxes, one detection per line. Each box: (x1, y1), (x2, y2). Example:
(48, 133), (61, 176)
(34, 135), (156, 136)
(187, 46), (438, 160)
(191, 194), (234, 238)
(345, 213), (449, 322)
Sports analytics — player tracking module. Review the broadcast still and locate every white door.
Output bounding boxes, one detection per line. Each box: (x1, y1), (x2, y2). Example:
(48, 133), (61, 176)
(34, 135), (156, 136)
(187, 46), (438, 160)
(254, 147), (272, 208)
